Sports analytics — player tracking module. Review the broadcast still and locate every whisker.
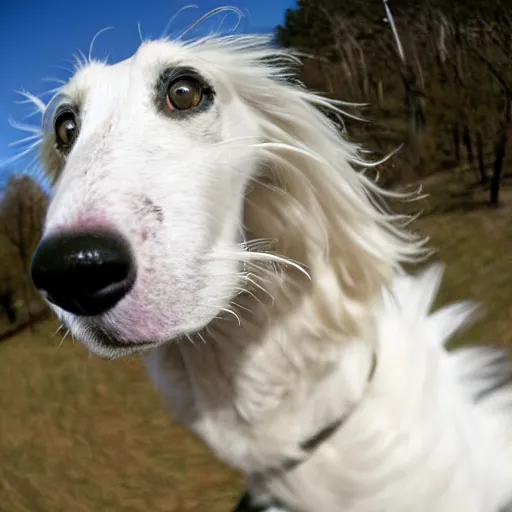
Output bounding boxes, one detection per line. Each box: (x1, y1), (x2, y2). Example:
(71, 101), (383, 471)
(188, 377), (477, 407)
(72, 50), (88, 71)
(78, 48), (88, 67)
(41, 77), (66, 85)
(58, 329), (71, 348)
(39, 86), (63, 98)
(242, 251), (310, 279)
(137, 22), (145, 44)
(160, 5), (199, 39)
(230, 299), (252, 314)
(0, 141), (41, 167)
(50, 63), (74, 75)
(242, 274), (275, 302)
(8, 134), (41, 147)
(88, 26), (113, 62)
(211, 8), (244, 37)
(178, 6), (244, 41)
(21, 153), (42, 178)
(232, 285), (268, 311)
(8, 117), (41, 134)
(241, 266), (275, 287)
(14, 90), (46, 113)
(218, 306), (242, 326)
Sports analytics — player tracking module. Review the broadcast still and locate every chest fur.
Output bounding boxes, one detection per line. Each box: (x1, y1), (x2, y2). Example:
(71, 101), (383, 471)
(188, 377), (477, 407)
(143, 336), (373, 474)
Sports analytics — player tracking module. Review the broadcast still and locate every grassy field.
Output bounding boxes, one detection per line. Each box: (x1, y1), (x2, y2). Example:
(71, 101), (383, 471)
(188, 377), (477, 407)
(1, 179), (511, 512)
(0, 326), (243, 512)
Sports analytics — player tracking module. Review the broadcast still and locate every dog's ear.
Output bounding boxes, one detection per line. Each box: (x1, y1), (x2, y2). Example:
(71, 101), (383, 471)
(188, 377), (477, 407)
(236, 50), (427, 337)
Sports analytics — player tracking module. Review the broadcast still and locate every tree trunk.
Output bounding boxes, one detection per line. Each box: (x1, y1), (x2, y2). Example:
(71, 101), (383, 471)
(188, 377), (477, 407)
(476, 130), (488, 184)
(462, 125), (474, 166)
(490, 131), (506, 207)
(452, 122), (461, 165)
(490, 97), (511, 207)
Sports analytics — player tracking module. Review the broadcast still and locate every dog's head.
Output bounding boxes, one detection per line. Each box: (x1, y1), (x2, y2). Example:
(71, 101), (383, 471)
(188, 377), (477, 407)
(30, 35), (425, 358)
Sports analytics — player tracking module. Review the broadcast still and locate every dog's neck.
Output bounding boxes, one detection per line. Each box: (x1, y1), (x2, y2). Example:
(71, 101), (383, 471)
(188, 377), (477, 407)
(144, 268), (512, 512)
(144, 281), (378, 474)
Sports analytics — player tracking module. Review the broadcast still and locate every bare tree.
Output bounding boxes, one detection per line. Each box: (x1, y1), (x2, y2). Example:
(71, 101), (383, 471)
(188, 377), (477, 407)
(467, 13), (512, 207)
(318, 6), (370, 102)
(281, 0), (512, 193)
(384, 1), (428, 168)
(0, 174), (49, 326)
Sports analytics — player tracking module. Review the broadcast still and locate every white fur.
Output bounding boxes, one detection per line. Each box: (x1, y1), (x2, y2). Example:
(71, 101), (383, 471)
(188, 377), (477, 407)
(32, 33), (512, 511)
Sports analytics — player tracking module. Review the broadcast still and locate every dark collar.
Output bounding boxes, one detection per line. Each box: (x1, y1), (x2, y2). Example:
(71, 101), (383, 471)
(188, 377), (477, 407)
(281, 351), (377, 472)
(233, 352), (378, 511)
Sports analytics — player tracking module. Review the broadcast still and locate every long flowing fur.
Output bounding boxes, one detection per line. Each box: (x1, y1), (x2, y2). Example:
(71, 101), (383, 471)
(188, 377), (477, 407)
(144, 36), (512, 512)
(29, 29), (512, 512)
(183, 35), (430, 343)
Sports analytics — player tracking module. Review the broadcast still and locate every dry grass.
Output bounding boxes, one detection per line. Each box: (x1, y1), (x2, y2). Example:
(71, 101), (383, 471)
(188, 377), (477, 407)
(413, 180), (512, 348)
(0, 324), (242, 512)
(1, 183), (511, 511)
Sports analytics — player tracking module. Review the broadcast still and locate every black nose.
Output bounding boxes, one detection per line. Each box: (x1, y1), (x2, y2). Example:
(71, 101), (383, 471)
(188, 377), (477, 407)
(30, 231), (136, 316)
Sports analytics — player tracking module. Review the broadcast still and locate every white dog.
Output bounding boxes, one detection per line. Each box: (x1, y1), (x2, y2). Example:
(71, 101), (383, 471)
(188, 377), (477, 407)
(27, 33), (512, 511)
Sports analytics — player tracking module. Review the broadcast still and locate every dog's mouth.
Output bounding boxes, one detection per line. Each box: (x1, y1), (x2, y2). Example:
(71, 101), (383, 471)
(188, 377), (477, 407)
(62, 317), (162, 359)
(96, 327), (155, 350)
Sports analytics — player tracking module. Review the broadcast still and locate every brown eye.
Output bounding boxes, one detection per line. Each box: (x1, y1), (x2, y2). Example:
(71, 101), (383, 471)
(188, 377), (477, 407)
(54, 110), (78, 150)
(166, 77), (203, 111)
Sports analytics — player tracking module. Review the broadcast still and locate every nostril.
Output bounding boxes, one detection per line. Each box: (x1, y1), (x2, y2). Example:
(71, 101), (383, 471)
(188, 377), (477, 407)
(31, 230), (136, 316)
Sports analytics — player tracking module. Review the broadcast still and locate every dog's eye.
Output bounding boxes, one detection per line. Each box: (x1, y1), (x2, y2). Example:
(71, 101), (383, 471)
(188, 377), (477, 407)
(165, 77), (203, 111)
(54, 110), (79, 151)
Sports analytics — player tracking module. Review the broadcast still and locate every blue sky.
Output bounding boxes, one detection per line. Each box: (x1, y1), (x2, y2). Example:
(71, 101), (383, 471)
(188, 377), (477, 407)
(0, 0), (296, 189)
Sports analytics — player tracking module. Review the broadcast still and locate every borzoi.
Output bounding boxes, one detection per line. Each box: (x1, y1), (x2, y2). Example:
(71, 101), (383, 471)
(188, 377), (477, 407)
(28, 34), (512, 511)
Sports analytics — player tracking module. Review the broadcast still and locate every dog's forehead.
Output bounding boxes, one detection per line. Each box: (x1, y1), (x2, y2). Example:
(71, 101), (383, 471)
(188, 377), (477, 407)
(63, 40), (205, 100)
(42, 40), (211, 131)
(132, 39), (195, 67)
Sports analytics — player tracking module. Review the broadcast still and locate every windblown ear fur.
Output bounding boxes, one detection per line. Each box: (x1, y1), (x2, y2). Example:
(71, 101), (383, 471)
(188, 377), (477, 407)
(200, 36), (429, 338)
